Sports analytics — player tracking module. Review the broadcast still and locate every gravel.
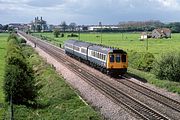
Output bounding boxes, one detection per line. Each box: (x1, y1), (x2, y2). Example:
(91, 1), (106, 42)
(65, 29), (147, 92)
(24, 39), (137, 120)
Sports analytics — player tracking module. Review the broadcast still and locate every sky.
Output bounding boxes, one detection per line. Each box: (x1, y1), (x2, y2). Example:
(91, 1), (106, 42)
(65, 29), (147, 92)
(0, 0), (180, 25)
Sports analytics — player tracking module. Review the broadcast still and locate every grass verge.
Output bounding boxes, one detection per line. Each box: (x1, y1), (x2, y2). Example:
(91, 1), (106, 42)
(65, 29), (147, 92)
(128, 67), (180, 94)
(0, 33), (8, 119)
(4, 45), (102, 120)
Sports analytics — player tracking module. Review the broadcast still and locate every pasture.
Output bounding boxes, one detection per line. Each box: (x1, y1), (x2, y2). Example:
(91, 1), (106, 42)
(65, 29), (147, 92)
(33, 32), (180, 58)
(0, 33), (8, 117)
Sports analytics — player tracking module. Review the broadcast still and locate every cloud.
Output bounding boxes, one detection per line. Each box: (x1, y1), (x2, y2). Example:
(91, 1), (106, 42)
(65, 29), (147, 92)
(0, 0), (180, 24)
(152, 0), (180, 11)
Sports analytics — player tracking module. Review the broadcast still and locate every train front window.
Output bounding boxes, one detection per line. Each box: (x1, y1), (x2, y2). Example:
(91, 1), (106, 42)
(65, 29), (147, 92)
(122, 54), (126, 62)
(110, 54), (114, 62)
(116, 54), (120, 63)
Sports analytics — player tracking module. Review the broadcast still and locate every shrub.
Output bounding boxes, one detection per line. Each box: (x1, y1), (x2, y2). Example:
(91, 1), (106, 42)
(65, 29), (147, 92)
(67, 33), (79, 37)
(61, 33), (64, 37)
(128, 51), (155, 72)
(3, 34), (38, 105)
(19, 38), (26, 44)
(152, 52), (180, 82)
(3, 64), (37, 104)
(53, 29), (60, 38)
(7, 33), (18, 42)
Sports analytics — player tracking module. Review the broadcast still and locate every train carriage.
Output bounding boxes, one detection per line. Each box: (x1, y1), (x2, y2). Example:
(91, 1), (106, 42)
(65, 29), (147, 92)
(73, 41), (93, 61)
(64, 39), (128, 76)
(88, 45), (108, 71)
(64, 39), (77, 55)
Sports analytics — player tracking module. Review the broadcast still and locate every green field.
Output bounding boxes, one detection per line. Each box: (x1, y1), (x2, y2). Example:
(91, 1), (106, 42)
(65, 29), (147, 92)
(0, 33), (8, 117)
(33, 32), (180, 58)
(33, 32), (180, 94)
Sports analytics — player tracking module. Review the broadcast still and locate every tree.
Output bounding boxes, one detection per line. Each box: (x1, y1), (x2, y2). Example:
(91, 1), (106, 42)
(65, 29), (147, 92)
(69, 22), (76, 31)
(3, 35), (38, 105)
(0, 24), (3, 30)
(61, 21), (68, 32)
(2, 25), (8, 30)
(4, 64), (37, 104)
(167, 22), (180, 33)
(53, 29), (60, 38)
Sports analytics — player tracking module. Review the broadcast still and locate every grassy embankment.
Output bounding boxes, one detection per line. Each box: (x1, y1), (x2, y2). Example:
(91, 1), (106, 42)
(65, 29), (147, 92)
(33, 32), (180, 94)
(2, 35), (102, 119)
(0, 33), (8, 118)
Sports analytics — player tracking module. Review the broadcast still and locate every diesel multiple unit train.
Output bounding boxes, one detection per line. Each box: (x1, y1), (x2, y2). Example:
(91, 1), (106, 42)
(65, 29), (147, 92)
(64, 40), (128, 76)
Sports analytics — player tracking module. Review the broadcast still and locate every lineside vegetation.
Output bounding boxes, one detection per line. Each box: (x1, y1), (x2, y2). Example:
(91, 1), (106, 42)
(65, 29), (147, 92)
(3, 33), (102, 119)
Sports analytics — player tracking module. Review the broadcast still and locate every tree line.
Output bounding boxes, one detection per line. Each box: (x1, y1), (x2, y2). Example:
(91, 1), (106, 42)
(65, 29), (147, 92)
(3, 33), (38, 105)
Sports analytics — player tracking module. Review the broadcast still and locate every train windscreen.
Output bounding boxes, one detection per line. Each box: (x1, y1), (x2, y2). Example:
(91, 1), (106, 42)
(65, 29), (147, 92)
(116, 54), (120, 62)
(110, 54), (114, 62)
(122, 55), (126, 62)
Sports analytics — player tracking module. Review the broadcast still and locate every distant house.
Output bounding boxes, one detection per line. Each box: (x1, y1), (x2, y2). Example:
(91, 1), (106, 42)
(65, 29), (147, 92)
(151, 28), (171, 39)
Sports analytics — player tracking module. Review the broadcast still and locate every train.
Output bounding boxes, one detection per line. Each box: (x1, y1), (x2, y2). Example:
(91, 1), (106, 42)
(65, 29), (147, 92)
(64, 40), (128, 76)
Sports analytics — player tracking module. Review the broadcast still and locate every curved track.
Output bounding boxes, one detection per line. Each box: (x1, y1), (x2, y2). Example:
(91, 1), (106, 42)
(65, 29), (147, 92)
(18, 31), (179, 120)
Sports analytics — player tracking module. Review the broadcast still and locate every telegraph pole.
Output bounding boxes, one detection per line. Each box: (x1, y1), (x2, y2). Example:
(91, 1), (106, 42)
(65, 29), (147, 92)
(78, 25), (80, 40)
(146, 28), (149, 51)
(10, 80), (14, 120)
(99, 22), (102, 44)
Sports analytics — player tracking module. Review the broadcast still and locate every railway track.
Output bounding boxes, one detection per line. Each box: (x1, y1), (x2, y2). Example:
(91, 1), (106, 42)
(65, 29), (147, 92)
(18, 31), (178, 120)
(116, 77), (180, 113)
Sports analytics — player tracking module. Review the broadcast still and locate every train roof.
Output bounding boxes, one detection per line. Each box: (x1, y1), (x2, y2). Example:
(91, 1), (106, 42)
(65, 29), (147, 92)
(89, 45), (113, 54)
(74, 40), (93, 48)
(89, 44), (127, 54)
(65, 39), (127, 54)
(64, 39), (77, 45)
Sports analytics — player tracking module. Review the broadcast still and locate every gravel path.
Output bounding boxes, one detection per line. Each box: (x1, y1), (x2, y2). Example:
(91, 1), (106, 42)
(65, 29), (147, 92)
(25, 40), (138, 120)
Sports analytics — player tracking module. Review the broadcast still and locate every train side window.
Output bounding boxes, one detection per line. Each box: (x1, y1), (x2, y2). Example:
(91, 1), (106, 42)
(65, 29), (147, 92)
(110, 54), (114, 62)
(116, 54), (120, 62)
(122, 54), (126, 62)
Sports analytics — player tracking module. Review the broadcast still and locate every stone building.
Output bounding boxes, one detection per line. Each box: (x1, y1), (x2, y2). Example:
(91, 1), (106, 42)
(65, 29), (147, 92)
(29, 17), (48, 32)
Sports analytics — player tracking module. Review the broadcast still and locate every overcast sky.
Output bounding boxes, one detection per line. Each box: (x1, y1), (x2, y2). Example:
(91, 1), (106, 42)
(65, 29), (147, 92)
(0, 0), (180, 25)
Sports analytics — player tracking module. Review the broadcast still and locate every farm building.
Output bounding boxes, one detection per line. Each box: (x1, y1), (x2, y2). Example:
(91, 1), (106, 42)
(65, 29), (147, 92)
(140, 32), (151, 40)
(151, 28), (171, 39)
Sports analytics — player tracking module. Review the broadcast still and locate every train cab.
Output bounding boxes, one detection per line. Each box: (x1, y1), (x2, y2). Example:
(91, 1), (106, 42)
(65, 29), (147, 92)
(107, 49), (128, 75)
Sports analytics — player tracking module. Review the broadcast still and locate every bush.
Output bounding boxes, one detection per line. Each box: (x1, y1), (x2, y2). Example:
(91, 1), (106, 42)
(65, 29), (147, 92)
(19, 38), (26, 44)
(3, 64), (37, 104)
(3, 34), (38, 105)
(67, 33), (79, 37)
(7, 33), (18, 42)
(53, 29), (60, 38)
(61, 33), (64, 37)
(128, 51), (155, 72)
(153, 52), (180, 82)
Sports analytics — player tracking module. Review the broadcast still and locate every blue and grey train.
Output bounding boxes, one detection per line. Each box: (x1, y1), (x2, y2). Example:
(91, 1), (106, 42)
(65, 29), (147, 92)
(64, 40), (128, 76)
